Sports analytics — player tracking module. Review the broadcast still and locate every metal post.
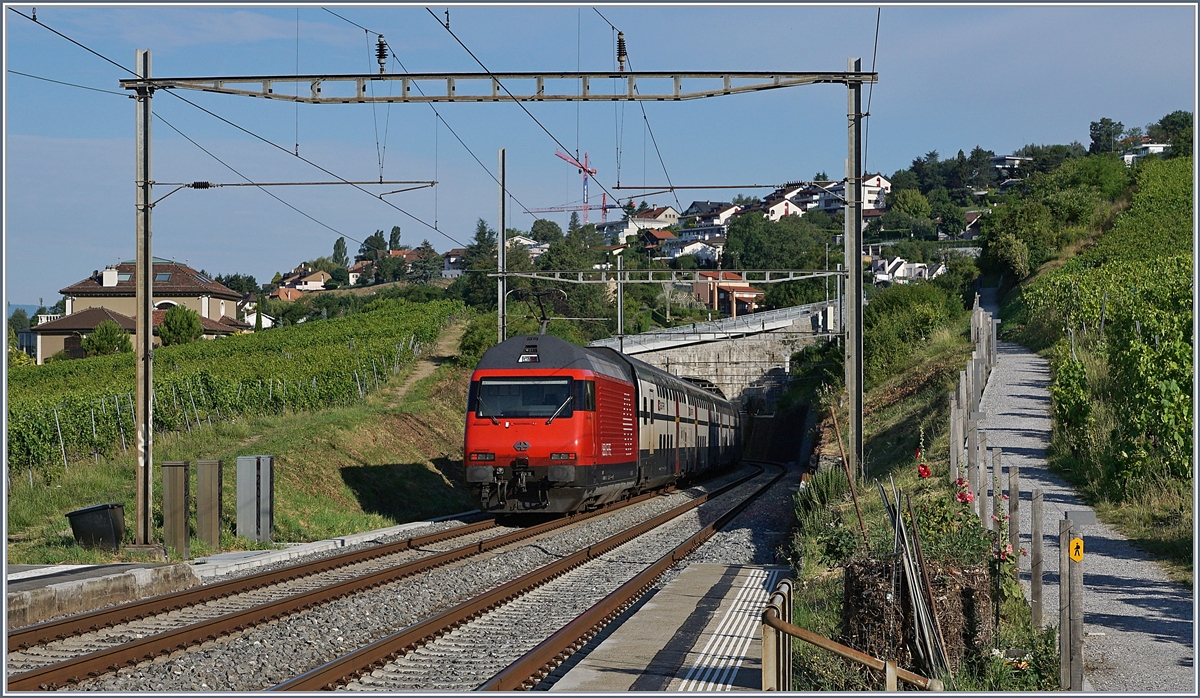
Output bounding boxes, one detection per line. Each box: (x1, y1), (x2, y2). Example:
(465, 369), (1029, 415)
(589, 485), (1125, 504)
(1069, 537), (1084, 691)
(948, 394), (959, 484)
(161, 461), (189, 559)
(196, 459), (222, 552)
(992, 448), (1003, 528)
(617, 253), (624, 353)
(844, 57), (864, 481)
(1059, 518), (1072, 689)
(1031, 489), (1043, 627)
(497, 148), (507, 343)
(134, 49), (155, 547)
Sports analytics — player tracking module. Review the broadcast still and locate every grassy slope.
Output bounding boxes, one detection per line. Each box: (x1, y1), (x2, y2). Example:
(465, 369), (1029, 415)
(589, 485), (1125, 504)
(7, 327), (474, 564)
(791, 320), (1058, 690)
(994, 161), (1193, 586)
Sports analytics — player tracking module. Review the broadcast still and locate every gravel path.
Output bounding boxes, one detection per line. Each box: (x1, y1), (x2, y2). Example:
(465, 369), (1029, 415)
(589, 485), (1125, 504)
(978, 287), (1194, 693)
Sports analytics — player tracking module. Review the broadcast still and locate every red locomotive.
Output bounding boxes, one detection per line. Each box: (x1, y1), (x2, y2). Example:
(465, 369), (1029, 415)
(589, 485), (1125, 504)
(464, 334), (742, 513)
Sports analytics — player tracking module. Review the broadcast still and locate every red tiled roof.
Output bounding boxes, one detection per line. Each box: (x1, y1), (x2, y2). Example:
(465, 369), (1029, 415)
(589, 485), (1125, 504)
(59, 262), (241, 299)
(270, 287), (304, 302)
(642, 229), (677, 241)
(33, 306), (242, 335)
(31, 307), (134, 334)
(348, 260), (373, 273)
(634, 206), (675, 219)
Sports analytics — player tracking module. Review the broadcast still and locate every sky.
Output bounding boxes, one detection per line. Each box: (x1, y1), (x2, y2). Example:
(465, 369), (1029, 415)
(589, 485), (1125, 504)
(3, 3), (1196, 307)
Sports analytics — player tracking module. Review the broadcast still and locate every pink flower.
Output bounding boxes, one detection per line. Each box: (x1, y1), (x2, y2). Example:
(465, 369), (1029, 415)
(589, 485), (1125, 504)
(956, 491), (974, 504)
(1002, 494), (1009, 501)
(991, 514), (999, 521)
(955, 477), (969, 488)
(918, 464), (931, 479)
(915, 448), (922, 460)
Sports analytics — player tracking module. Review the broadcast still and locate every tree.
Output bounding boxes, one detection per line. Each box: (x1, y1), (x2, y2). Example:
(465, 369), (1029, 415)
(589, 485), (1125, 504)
(376, 255), (406, 283)
(356, 230), (388, 261)
(409, 240), (443, 284)
(937, 206), (966, 237)
(635, 201), (651, 215)
(1166, 125), (1192, 159)
(813, 171), (829, 181)
(984, 232), (1030, 280)
(731, 194), (761, 207)
(158, 305), (202, 346)
(254, 306), (263, 332)
(888, 188), (932, 219)
(387, 225), (403, 251)
(1148, 110), (1193, 144)
(567, 211), (581, 234)
(82, 319), (132, 356)
(8, 308), (30, 334)
(530, 218), (563, 243)
(1089, 117), (1124, 154)
(449, 219), (499, 310)
(213, 273), (259, 295)
(7, 326), (32, 366)
(332, 237), (349, 268)
(888, 169), (920, 192)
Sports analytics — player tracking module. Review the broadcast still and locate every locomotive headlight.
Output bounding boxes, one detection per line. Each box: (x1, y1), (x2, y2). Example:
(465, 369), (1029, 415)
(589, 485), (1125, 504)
(470, 452), (496, 461)
(550, 453), (576, 461)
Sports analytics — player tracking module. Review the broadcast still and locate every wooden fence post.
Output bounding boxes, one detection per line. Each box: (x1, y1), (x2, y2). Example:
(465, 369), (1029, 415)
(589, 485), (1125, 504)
(978, 432), (988, 522)
(1031, 489), (1043, 627)
(948, 394), (959, 484)
(1008, 465), (1020, 555)
(992, 448), (1003, 528)
(1069, 534), (1085, 691)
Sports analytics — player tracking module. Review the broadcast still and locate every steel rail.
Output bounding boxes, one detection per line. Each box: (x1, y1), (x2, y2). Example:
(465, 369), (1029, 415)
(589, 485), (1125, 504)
(5, 492), (661, 691)
(6, 518), (495, 651)
(479, 460), (786, 690)
(271, 466), (764, 691)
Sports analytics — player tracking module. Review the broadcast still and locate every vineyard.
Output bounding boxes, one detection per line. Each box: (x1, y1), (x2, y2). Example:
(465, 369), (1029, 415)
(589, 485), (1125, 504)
(7, 298), (465, 475)
(1020, 156), (1193, 494)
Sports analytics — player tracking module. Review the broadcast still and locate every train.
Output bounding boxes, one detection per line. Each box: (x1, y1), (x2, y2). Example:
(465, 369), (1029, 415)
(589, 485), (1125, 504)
(463, 333), (742, 514)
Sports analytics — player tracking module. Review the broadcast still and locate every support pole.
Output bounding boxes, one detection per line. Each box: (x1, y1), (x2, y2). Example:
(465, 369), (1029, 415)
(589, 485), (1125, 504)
(134, 49), (155, 547)
(843, 57), (864, 481)
(497, 148), (507, 344)
(1059, 518), (1072, 690)
(617, 253), (625, 353)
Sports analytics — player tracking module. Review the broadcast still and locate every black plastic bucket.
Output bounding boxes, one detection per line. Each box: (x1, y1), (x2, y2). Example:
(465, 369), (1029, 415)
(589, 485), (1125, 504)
(65, 503), (125, 552)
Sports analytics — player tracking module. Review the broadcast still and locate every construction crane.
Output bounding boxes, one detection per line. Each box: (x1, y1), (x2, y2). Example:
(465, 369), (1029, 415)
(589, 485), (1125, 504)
(555, 150), (606, 223)
(524, 196), (620, 217)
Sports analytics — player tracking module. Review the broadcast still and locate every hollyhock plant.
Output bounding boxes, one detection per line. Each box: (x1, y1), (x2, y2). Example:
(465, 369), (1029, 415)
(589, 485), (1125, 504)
(918, 464), (931, 478)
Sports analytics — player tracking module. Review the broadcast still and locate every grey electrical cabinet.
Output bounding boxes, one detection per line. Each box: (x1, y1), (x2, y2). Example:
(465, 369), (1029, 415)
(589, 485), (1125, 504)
(236, 455), (274, 542)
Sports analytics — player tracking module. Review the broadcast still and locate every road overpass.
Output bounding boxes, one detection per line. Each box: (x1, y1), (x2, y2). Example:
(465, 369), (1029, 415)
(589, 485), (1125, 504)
(589, 301), (837, 408)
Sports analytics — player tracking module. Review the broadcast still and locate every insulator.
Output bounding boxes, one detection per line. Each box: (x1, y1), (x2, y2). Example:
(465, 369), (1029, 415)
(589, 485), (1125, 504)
(617, 32), (627, 72)
(191, 181), (212, 189)
(376, 35), (388, 74)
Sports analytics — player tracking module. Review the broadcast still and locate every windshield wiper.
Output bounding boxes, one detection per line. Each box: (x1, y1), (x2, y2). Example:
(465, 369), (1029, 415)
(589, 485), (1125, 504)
(476, 395), (500, 425)
(545, 395), (574, 425)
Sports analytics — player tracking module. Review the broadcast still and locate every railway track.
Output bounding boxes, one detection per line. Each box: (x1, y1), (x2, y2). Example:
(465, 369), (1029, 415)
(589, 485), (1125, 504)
(275, 461), (783, 691)
(6, 484), (685, 691)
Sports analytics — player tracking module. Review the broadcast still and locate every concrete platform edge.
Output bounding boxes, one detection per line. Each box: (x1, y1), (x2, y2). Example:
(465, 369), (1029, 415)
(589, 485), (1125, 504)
(6, 563), (200, 629)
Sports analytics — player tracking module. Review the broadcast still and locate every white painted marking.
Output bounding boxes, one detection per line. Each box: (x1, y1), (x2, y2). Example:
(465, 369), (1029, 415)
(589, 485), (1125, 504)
(7, 565), (101, 581)
(678, 568), (781, 691)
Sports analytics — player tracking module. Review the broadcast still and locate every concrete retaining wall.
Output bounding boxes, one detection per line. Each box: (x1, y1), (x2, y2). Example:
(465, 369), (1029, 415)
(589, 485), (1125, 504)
(7, 563), (201, 629)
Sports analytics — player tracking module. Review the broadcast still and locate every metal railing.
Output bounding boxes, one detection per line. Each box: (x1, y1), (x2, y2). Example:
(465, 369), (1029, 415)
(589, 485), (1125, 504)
(589, 300), (834, 354)
(761, 577), (943, 692)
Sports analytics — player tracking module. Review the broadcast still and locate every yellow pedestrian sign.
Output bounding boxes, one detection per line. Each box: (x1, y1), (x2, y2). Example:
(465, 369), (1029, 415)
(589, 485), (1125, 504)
(1069, 537), (1084, 562)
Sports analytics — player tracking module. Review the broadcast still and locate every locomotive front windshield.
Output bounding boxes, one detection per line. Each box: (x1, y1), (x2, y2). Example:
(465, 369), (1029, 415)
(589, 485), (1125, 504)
(477, 377), (573, 419)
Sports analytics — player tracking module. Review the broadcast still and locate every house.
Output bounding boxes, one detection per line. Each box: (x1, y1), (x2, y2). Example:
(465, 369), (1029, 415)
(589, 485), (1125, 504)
(294, 270), (331, 292)
(681, 201), (741, 227)
(442, 248), (467, 279)
(269, 287), (304, 302)
(388, 249), (423, 269)
(669, 239), (723, 266)
(692, 271), (765, 317)
(242, 311), (276, 329)
(959, 210), (988, 239)
(29, 304), (248, 365)
(348, 260), (373, 286)
(57, 259), (244, 322)
(595, 204), (682, 244)
(870, 256), (948, 285)
(1122, 141), (1169, 166)
(639, 228), (678, 250)
(763, 196), (805, 222)
(634, 205), (679, 227)
(507, 235), (550, 263)
(812, 174), (891, 214)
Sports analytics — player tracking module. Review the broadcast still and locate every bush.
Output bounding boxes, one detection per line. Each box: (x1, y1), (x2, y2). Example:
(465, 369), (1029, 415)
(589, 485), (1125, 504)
(863, 282), (963, 384)
(158, 305), (202, 346)
(81, 319), (132, 356)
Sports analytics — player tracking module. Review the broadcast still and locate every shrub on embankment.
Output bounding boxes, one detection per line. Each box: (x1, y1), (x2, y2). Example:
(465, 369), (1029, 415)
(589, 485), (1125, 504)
(1006, 156), (1193, 582)
(7, 299), (464, 477)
